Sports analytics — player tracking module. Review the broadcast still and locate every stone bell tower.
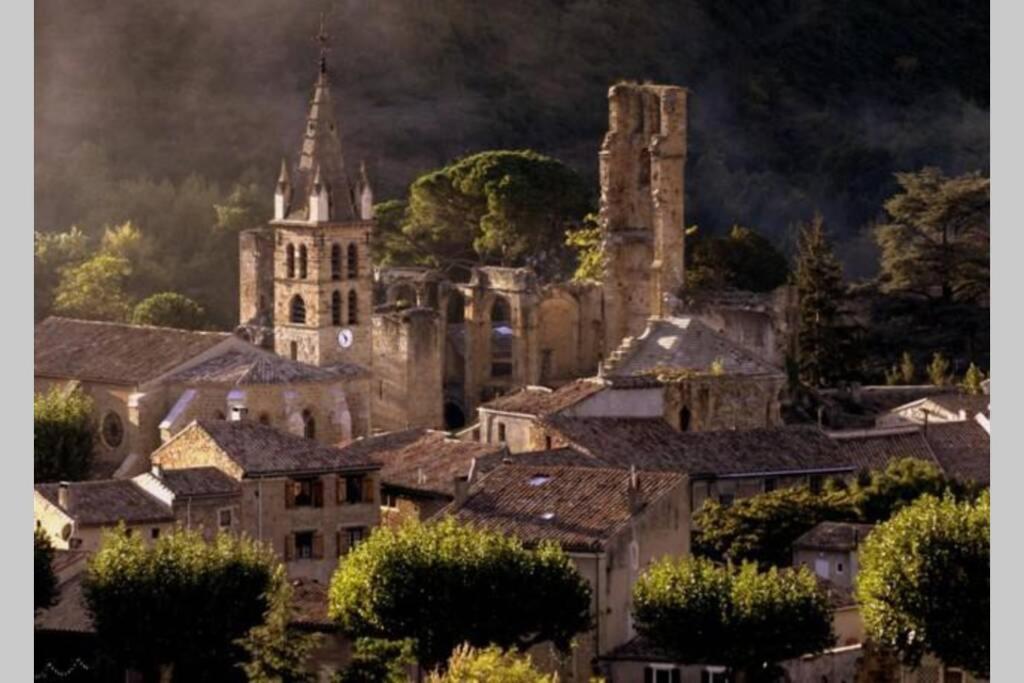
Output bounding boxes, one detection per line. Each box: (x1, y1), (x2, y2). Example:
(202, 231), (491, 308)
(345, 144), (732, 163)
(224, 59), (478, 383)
(241, 16), (375, 369)
(599, 83), (688, 353)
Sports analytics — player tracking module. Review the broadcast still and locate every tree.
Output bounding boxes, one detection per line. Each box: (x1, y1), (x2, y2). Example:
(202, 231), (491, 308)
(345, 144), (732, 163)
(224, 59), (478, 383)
(53, 253), (134, 322)
(926, 351), (952, 386)
(694, 486), (852, 568)
(426, 644), (557, 683)
(391, 150), (592, 280)
(237, 570), (321, 683)
(132, 292), (209, 330)
(564, 214), (604, 282)
(632, 557), (833, 680)
(899, 352), (917, 384)
(846, 458), (953, 523)
(686, 225), (790, 292)
(856, 492), (989, 678)
(83, 527), (286, 682)
(794, 213), (849, 387)
(34, 227), (90, 320)
(328, 518), (592, 671)
(875, 168), (989, 306)
(961, 362), (985, 395)
(34, 386), (95, 482)
(35, 528), (59, 613)
(336, 639), (416, 683)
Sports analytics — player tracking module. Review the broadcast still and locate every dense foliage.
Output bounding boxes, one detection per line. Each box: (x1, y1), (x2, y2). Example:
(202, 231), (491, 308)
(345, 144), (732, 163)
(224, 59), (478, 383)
(328, 518), (592, 670)
(34, 528), (58, 613)
(237, 576), (321, 683)
(34, 386), (95, 483)
(686, 225), (790, 292)
(856, 492), (990, 678)
(82, 527), (292, 682)
(132, 292), (209, 330)
(426, 645), (557, 683)
(335, 639), (416, 683)
(632, 557), (833, 678)
(694, 458), (964, 568)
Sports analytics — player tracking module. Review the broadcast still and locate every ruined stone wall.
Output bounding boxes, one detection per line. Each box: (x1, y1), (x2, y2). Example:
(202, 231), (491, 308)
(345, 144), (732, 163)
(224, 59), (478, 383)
(371, 308), (444, 432)
(239, 228), (275, 326)
(682, 285), (799, 367)
(600, 84), (688, 353)
(663, 375), (784, 433)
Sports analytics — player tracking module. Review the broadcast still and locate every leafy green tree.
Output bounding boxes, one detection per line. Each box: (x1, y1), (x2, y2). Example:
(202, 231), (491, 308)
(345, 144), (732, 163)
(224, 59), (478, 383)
(83, 527), (287, 682)
(53, 253), (134, 322)
(633, 557), (833, 679)
(328, 518), (592, 671)
(846, 458), (953, 523)
(899, 352), (917, 384)
(132, 292), (209, 330)
(391, 150), (592, 280)
(237, 572), (321, 683)
(694, 486), (852, 568)
(961, 362), (985, 395)
(35, 528), (59, 613)
(686, 225), (790, 292)
(426, 644), (557, 683)
(794, 213), (849, 387)
(564, 214), (604, 282)
(857, 492), (989, 678)
(34, 386), (95, 482)
(927, 351), (952, 386)
(335, 639), (416, 683)
(875, 168), (989, 306)
(34, 227), (90, 320)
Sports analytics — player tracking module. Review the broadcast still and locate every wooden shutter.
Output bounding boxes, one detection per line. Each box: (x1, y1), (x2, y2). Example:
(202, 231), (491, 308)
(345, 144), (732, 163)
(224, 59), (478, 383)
(361, 476), (374, 504)
(284, 480), (295, 509)
(312, 532), (324, 560)
(337, 476), (347, 504)
(313, 480), (324, 508)
(284, 534), (294, 561)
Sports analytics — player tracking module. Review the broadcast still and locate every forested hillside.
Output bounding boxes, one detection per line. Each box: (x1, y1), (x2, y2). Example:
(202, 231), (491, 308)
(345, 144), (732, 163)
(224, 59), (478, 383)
(36, 0), (988, 280)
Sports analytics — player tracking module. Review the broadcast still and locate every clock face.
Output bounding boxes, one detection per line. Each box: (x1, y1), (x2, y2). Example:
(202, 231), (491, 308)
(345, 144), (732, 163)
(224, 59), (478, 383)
(338, 328), (354, 348)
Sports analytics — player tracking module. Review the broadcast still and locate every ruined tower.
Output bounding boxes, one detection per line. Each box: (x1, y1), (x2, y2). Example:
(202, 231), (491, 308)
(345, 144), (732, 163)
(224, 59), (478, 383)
(599, 83), (688, 353)
(239, 18), (375, 369)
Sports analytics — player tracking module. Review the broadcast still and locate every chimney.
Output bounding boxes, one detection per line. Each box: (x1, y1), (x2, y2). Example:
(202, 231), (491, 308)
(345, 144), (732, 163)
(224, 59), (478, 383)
(227, 389), (248, 422)
(151, 463), (164, 479)
(627, 466), (642, 514)
(453, 475), (470, 508)
(230, 405), (249, 422)
(57, 481), (70, 510)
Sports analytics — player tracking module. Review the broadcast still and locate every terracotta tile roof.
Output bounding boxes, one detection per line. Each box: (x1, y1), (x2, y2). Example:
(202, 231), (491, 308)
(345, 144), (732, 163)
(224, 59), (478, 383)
(793, 521), (875, 552)
(600, 636), (681, 663)
(924, 420), (990, 485)
(35, 317), (231, 385)
(289, 579), (333, 628)
(161, 420), (380, 477)
(51, 549), (90, 578)
(337, 428), (507, 497)
(478, 380), (607, 416)
(501, 447), (602, 468)
(545, 417), (853, 478)
(36, 480), (174, 526)
(162, 349), (368, 385)
(830, 427), (939, 471)
(609, 317), (782, 377)
(156, 467), (241, 497)
(448, 464), (685, 552)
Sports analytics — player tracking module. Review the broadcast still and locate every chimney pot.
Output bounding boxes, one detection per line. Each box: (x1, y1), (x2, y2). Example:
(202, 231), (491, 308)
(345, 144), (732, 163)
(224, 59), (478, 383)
(57, 481), (70, 510)
(453, 475), (470, 508)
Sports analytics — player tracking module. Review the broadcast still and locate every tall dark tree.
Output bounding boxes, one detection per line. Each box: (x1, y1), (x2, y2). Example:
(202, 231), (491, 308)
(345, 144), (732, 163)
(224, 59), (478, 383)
(686, 225), (790, 293)
(34, 528), (59, 613)
(34, 386), (95, 483)
(328, 518), (592, 671)
(794, 213), (849, 387)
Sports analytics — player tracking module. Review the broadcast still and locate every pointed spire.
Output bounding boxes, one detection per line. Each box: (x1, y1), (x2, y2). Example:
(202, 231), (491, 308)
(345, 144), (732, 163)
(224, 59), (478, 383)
(277, 158), (290, 185)
(274, 158), (292, 220)
(316, 12), (330, 75)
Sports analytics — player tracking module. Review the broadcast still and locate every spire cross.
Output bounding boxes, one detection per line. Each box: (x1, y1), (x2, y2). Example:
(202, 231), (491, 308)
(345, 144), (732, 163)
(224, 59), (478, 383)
(316, 13), (330, 74)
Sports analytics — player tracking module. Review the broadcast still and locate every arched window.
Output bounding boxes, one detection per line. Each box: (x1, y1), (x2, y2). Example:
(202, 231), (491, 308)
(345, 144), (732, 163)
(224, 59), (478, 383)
(347, 243), (358, 279)
(446, 291), (465, 324)
(290, 295), (306, 324)
(289, 341), (298, 360)
(348, 290), (358, 324)
(302, 409), (316, 440)
(298, 244), (308, 279)
(331, 244), (341, 280)
(332, 290), (342, 326)
(490, 296), (512, 377)
(679, 406), (692, 432)
(286, 244), (296, 278)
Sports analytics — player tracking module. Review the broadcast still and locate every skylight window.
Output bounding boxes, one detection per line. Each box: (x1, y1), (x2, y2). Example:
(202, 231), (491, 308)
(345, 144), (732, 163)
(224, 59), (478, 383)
(528, 475), (552, 486)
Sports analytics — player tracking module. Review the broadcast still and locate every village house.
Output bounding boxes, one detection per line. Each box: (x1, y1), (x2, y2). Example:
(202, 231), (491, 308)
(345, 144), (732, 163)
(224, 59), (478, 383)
(332, 427), (507, 525)
(150, 418), (382, 582)
(34, 317), (371, 480)
(445, 463), (689, 681)
(876, 392), (990, 428)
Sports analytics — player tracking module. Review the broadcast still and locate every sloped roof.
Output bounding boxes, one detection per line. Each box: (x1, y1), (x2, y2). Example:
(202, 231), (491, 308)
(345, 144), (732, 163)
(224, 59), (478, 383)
(610, 317), (782, 377)
(162, 348), (368, 385)
(793, 521), (875, 552)
(157, 467), (241, 497)
(922, 393), (990, 418)
(336, 428), (507, 498)
(35, 317), (230, 386)
(544, 417), (852, 478)
(479, 380), (607, 416)
(35, 573), (92, 634)
(448, 464), (685, 552)
(924, 420), (990, 485)
(160, 420), (379, 477)
(36, 480), (174, 526)
(831, 428), (939, 472)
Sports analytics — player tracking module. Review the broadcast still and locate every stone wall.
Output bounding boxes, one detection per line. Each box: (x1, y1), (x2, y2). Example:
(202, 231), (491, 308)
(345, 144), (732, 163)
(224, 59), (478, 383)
(238, 228), (275, 326)
(663, 374), (785, 433)
(371, 308), (444, 432)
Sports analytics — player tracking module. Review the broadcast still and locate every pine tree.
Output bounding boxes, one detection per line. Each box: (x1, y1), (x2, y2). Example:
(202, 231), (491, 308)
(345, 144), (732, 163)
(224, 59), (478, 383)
(962, 363), (985, 395)
(794, 214), (848, 387)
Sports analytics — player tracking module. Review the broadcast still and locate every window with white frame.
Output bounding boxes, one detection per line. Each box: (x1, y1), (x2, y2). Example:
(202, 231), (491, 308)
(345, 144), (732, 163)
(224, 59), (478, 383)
(643, 664), (681, 683)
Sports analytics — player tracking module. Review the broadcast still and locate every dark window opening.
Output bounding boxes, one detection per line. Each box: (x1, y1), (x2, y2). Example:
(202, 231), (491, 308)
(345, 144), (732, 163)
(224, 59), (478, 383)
(298, 244), (308, 279)
(347, 243), (358, 279)
(490, 296), (513, 378)
(302, 409), (316, 440)
(331, 244), (342, 280)
(289, 341), (298, 361)
(446, 291), (465, 323)
(809, 475), (824, 494)
(340, 475), (374, 504)
(497, 423), (507, 443)
(286, 244), (296, 278)
(331, 290), (342, 326)
(151, 528), (160, 540)
(444, 402), (466, 430)
(679, 406), (692, 432)
(295, 531), (315, 559)
(258, 413), (271, 426)
(101, 412), (124, 448)
(348, 290), (358, 324)
(290, 295), (306, 324)
(764, 477), (778, 493)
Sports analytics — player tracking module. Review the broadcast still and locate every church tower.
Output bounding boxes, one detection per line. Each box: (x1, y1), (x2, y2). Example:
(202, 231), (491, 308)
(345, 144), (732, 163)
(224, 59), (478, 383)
(262, 18), (375, 369)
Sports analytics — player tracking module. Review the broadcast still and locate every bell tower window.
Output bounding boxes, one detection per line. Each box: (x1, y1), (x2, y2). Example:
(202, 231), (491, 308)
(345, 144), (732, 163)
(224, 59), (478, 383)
(331, 244), (342, 280)
(290, 295), (306, 324)
(298, 245), (308, 279)
(332, 291), (342, 326)
(286, 244), (296, 278)
(347, 243), (358, 279)
(347, 290), (358, 324)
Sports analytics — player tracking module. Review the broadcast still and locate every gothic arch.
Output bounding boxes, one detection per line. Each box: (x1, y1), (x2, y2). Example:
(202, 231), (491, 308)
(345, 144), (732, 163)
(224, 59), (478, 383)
(286, 244), (296, 278)
(290, 295), (306, 324)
